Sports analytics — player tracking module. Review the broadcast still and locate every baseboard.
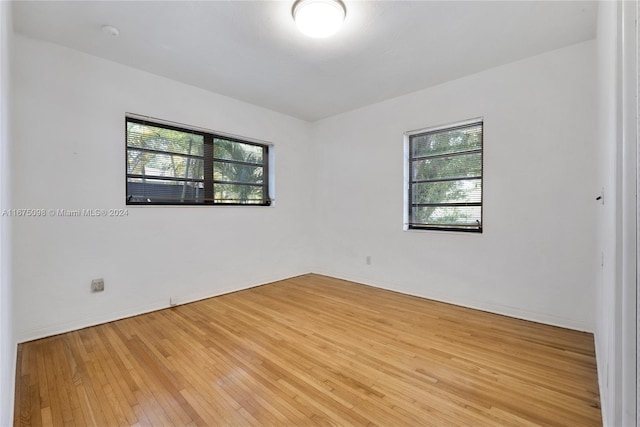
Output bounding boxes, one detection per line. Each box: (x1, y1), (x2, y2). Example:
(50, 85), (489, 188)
(16, 271), (311, 343)
(16, 269), (594, 342)
(313, 270), (594, 333)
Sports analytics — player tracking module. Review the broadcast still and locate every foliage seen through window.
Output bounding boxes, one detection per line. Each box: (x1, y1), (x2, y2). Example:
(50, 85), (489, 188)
(126, 118), (269, 205)
(407, 120), (483, 232)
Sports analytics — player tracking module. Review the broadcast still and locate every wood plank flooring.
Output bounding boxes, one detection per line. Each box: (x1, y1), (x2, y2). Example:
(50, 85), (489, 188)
(14, 274), (602, 426)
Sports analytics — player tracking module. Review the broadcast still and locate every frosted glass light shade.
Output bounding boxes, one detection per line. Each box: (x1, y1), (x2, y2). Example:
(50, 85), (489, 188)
(292, 0), (346, 38)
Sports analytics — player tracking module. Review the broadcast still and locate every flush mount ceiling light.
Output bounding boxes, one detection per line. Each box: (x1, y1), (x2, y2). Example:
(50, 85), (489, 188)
(292, 0), (346, 38)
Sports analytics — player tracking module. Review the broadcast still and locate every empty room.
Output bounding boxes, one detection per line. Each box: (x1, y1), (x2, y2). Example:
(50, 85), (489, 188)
(0, 0), (638, 426)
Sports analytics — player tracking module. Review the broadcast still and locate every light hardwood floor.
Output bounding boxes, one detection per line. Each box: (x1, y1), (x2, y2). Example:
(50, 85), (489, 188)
(14, 274), (601, 426)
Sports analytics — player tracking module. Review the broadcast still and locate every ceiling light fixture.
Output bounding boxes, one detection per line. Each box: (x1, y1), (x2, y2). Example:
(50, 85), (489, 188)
(292, 0), (346, 38)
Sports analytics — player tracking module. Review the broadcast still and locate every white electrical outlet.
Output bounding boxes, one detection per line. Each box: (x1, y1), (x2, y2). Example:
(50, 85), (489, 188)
(366, 255), (371, 265)
(91, 278), (104, 292)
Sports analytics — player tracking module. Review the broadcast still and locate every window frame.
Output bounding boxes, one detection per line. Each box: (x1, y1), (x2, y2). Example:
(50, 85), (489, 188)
(404, 118), (484, 233)
(125, 115), (272, 207)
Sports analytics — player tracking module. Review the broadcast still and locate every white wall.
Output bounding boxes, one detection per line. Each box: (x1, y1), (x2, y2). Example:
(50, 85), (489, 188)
(12, 35), (314, 342)
(311, 40), (597, 332)
(0, 0), (14, 424)
(594, 1), (638, 426)
(595, 3), (619, 423)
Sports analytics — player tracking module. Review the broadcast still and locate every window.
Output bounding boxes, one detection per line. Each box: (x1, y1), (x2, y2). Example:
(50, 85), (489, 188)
(126, 116), (270, 206)
(405, 118), (483, 232)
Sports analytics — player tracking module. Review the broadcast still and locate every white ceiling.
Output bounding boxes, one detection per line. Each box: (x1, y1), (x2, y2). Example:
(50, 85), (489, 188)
(13, 1), (597, 121)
